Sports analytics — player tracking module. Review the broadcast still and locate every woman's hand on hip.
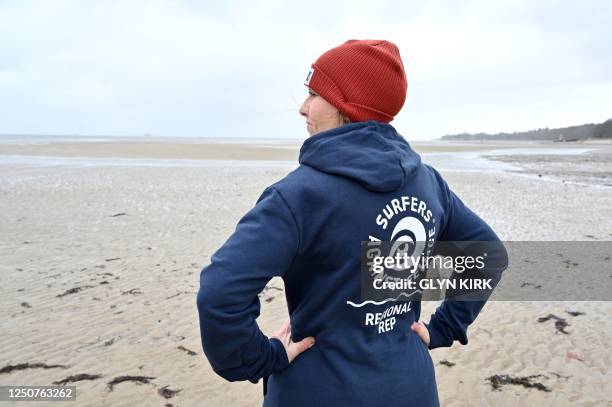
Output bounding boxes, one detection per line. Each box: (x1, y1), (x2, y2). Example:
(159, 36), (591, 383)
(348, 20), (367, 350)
(271, 319), (316, 363)
(411, 320), (430, 347)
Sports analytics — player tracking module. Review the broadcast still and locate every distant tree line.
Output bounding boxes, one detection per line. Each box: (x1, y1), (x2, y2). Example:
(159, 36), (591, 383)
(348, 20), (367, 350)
(441, 118), (612, 141)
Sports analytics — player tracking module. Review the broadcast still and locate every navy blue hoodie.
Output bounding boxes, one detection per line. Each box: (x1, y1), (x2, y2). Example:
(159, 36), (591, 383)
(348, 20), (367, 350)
(197, 120), (508, 406)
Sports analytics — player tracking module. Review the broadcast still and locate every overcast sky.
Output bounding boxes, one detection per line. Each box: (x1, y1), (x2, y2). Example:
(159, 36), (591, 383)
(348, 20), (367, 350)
(1, 0), (610, 140)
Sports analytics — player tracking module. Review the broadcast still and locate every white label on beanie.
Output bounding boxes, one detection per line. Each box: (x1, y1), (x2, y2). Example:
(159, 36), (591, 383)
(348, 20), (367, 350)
(304, 68), (314, 86)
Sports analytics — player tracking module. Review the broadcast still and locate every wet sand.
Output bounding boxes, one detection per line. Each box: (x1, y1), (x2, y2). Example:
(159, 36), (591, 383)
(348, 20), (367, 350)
(1, 138), (611, 406)
(484, 146), (612, 187)
(0, 136), (543, 161)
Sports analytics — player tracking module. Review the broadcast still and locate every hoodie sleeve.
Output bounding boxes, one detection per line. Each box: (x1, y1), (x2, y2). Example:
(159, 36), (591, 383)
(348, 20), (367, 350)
(196, 186), (299, 382)
(425, 175), (508, 350)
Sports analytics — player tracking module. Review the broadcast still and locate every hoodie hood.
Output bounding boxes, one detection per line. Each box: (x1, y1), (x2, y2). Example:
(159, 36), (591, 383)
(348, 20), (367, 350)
(298, 120), (421, 192)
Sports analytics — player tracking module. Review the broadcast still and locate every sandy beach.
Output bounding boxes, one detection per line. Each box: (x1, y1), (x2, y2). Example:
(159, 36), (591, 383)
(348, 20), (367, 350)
(1, 137), (611, 406)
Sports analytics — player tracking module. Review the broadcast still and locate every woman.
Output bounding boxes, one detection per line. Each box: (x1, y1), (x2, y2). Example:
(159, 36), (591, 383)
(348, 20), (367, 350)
(197, 39), (507, 406)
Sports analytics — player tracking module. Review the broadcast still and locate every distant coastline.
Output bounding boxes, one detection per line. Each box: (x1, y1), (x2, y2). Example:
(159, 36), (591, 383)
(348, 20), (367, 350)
(441, 118), (612, 141)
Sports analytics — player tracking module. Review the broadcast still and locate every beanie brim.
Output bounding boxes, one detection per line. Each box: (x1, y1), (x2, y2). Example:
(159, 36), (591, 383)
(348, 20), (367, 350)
(306, 63), (395, 123)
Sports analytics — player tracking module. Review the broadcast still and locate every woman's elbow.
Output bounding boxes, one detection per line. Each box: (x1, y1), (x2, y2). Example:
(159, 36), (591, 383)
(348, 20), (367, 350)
(196, 282), (224, 322)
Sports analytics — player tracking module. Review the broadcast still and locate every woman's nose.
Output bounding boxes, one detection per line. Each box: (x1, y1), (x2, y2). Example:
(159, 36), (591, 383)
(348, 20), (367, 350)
(299, 99), (309, 118)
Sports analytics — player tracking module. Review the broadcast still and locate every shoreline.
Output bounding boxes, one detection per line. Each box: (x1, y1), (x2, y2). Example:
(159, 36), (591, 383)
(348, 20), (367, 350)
(2, 139), (610, 188)
(0, 138), (588, 160)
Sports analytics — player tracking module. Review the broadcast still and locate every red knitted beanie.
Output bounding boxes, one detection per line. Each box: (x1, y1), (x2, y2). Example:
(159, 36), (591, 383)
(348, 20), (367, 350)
(304, 39), (407, 123)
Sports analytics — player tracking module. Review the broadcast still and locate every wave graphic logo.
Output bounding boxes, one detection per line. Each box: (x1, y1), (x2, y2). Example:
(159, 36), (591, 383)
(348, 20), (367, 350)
(389, 216), (427, 269)
(346, 216), (429, 308)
